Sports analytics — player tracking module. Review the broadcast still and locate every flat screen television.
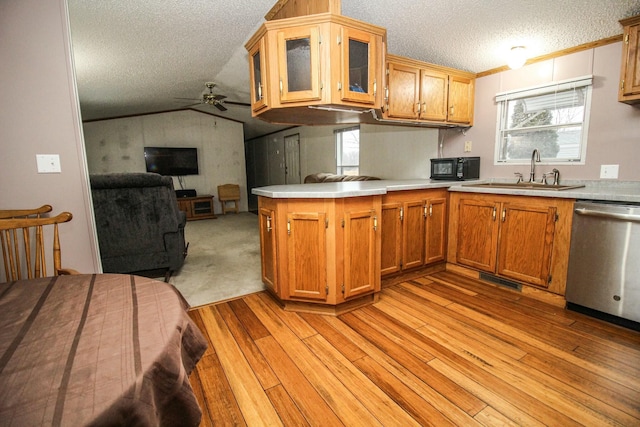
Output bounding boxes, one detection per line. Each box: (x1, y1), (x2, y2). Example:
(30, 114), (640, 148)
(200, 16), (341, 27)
(144, 147), (199, 176)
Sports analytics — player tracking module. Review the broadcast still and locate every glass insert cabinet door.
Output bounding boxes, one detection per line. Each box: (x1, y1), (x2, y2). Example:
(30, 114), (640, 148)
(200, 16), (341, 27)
(340, 27), (377, 104)
(277, 26), (322, 103)
(249, 37), (268, 112)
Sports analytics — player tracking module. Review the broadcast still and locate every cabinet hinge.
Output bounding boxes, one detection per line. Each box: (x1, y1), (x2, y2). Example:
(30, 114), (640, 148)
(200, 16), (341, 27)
(621, 79), (625, 90)
(624, 33), (629, 44)
(386, 68), (390, 76)
(341, 283), (345, 294)
(341, 218), (345, 228)
(337, 35), (341, 45)
(325, 218), (329, 229)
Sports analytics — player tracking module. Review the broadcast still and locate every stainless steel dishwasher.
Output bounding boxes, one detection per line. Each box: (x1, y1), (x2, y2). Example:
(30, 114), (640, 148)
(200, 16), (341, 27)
(566, 200), (640, 329)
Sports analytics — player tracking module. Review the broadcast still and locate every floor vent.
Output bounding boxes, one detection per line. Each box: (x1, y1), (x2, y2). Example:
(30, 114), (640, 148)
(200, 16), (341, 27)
(479, 273), (522, 292)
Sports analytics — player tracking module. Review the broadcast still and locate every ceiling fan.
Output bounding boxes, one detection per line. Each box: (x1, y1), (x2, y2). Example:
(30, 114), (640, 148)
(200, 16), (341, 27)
(176, 82), (246, 112)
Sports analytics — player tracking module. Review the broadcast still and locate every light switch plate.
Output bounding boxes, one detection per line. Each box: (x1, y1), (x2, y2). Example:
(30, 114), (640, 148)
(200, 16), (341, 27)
(600, 164), (619, 179)
(36, 154), (61, 173)
(464, 140), (472, 152)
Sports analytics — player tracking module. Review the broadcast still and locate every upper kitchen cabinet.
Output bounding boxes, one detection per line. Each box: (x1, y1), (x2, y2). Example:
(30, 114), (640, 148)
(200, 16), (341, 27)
(384, 54), (475, 126)
(619, 15), (640, 105)
(245, 13), (386, 124)
(248, 37), (269, 112)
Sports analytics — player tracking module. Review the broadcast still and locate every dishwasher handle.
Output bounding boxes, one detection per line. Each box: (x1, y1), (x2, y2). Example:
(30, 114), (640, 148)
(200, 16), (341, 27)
(574, 207), (640, 223)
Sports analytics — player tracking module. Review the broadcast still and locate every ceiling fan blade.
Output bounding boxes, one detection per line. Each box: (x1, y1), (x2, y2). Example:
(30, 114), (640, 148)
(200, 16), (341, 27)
(214, 103), (228, 112)
(223, 101), (251, 107)
(212, 94), (227, 100)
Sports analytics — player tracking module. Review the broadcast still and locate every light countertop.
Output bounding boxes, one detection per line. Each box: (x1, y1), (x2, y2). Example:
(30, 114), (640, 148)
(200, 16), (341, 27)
(252, 179), (640, 203)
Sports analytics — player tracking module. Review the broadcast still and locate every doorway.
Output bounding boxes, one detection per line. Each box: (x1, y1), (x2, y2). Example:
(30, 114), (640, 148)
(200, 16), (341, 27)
(284, 133), (301, 184)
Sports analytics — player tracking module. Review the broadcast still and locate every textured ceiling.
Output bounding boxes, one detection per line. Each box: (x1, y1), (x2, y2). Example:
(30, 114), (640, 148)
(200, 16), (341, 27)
(68, 0), (640, 139)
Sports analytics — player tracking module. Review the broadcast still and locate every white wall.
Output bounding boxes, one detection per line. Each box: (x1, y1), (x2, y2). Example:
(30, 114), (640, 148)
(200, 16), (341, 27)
(83, 110), (248, 214)
(442, 42), (640, 181)
(0, 0), (100, 275)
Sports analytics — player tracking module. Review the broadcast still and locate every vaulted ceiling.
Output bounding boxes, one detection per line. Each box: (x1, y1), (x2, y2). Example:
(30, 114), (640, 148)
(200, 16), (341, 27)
(68, 0), (640, 139)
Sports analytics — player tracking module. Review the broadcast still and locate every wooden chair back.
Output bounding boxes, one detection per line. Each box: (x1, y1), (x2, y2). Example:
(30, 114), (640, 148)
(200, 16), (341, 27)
(0, 204), (52, 219)
(0, 212), (76, 281)
(217, 184), (240, 214)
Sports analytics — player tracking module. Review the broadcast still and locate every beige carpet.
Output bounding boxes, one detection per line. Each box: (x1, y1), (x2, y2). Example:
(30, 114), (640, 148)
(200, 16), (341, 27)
(170, 212), (265, 308)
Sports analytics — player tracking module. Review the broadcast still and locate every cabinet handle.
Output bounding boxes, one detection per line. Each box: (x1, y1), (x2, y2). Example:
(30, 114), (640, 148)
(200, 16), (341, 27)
(501, 208), (506, 222)
(422, 102), (426, 114)
(258, 83), (262, 100)
(429, 204), (433, 217)
(450, 105), (455, 116)
(373, 216), (378, 231)
(266, 216), (271, 232)
(400, 207), (404, 221)
(287, 219), (291, 235)
(424, 205), (428, 218)
(492, 207), (497, 221)
(416, 102), (421, 114)
(279, 79), (283, 96)
(373, 79), (377, 97)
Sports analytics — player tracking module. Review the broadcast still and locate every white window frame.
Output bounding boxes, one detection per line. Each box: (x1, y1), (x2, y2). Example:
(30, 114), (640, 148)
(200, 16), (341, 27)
(494, 76), (593, 165)
(335, 126), (360, 175)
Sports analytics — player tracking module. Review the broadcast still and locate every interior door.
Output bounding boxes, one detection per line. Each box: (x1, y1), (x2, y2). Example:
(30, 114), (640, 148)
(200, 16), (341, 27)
(284, 133), (301, 184)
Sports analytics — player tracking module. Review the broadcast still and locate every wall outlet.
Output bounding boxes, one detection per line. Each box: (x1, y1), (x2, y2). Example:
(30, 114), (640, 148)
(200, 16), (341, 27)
(600, 164), (619, 179)
(464, 140), (472, 152)
(36, 154), (61, 173)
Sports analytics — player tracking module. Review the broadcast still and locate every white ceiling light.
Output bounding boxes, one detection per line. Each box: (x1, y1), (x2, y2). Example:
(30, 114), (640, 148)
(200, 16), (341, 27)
(507, 46), (527, 69)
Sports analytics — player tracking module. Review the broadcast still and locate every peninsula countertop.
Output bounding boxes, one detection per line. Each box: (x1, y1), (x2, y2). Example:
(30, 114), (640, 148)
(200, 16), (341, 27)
(252, 179), (640, 203)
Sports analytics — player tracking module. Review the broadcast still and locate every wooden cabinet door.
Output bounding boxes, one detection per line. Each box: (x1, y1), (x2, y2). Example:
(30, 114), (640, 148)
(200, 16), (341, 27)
(402, 200), (425, 270)
(339, 26), (378, 104)
(447, 75), (473, 124)
(621, 21), (640, 99)
(420, 69), (448, 121)
(249, 37), (269, 112)
(386, 62), (420, 119)
(497, 204), (556, 287)
(258, 207), (278, 293)
(287, 212), (327, 300)
(343, 210), (378, 299)
(277, 25), (322, 103)
(456, 198), (499, 272)
(380, 202), (402, 276)
(425, 197), (447, 264)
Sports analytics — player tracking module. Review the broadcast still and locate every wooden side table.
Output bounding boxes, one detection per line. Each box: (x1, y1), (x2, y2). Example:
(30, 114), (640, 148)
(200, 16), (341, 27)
(177, 195), (217, 220)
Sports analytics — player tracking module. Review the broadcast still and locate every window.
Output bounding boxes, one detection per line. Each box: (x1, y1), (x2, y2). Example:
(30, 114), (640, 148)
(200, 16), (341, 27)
(335, 126), (360, 175)
(495, 76), (592, 164)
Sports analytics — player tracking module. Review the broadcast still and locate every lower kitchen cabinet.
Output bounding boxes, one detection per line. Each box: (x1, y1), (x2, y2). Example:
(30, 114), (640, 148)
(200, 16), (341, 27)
(257, 195), (381, 314)
(381, 189), (448, 277)
(448, 192), (574, 295)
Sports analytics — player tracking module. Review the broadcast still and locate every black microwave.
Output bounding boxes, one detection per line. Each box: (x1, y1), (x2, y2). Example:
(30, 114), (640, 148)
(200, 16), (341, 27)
(430, 157), (480, 180)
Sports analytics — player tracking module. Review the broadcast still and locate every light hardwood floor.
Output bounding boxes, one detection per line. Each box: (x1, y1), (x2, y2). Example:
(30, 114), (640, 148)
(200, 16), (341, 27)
(188, 271), (640, 426)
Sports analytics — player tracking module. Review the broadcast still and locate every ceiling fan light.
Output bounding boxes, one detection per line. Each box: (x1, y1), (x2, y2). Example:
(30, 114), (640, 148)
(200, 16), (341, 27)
(507, 46), (527, 69)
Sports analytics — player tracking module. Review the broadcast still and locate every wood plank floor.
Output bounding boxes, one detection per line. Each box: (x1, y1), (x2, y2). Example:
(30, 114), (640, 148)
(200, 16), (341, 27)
(188, 271), (640, 426)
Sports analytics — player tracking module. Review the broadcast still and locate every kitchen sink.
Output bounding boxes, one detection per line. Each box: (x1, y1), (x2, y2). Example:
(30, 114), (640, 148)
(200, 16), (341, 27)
(463, 182), (585, 191)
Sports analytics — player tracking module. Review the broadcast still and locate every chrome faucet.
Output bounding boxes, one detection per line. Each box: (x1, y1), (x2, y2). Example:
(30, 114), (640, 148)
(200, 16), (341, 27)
(529, 149), (540, 182)
(552, 168), (560, 185)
